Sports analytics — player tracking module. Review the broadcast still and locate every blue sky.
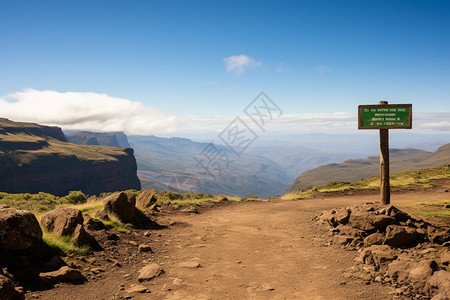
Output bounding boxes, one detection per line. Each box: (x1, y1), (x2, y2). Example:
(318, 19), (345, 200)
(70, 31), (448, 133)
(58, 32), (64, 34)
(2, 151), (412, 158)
(0, 0), (449, 135)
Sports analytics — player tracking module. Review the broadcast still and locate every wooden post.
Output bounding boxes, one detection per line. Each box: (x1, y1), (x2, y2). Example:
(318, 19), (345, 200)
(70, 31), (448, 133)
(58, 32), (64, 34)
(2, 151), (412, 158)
(379, 100), (390, 205)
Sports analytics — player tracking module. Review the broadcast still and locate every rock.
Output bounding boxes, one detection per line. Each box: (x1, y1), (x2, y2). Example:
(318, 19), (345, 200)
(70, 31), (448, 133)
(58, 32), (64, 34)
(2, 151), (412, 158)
(440, 250), (450, 265)
(136, 189), (156, 210)
(40, 266), (86, 284)
(333, 235), (354, 245)
(387, 260), (415, 283)
(138, 263), (164, 282)
(335, 208), (350, 225)
(83, 214), (106, 231)
(71, 224), (102, 251)
(103, 192), (136, 223)
(94, 210), (109, 221)
(322, 210), (338, 227)
(364, 232), (385, 247)
(106, 233), (120, 241)
(425, 270), (450, 300)
(384, 225), (419, 248)
(338, 225), (365, 238)
(41, 207), (83, 236)
(427, 227), (450, 245)
(126, 284), (148, 293)
(178, 261), (201, 269)
(0, 207), (43, 253)
(408, 260), (438, 292)
(349, 212), (396, 232)
(0, 275), (24, 300)
(386, 205), (410, 223)
(360, 245), (397, 271)
(138, 244), (153, 253)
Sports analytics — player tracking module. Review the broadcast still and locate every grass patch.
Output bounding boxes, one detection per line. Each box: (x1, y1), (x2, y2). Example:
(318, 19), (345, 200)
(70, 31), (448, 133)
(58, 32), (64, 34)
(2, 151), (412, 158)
(42, 231), (89, 255)
(102, 214), (131, 233)
(414, 210), (450, 218)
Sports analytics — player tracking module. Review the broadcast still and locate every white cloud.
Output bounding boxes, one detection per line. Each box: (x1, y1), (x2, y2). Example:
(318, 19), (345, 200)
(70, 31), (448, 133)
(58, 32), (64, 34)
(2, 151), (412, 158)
(419, 121), (450, 131)
(0, 89), (181, 135)
(223, 54), (262, 76)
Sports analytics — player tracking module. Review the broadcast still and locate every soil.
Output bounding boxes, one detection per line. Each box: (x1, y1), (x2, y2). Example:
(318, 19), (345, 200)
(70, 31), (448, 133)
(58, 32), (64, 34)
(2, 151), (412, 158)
(26, 180), (450, 300)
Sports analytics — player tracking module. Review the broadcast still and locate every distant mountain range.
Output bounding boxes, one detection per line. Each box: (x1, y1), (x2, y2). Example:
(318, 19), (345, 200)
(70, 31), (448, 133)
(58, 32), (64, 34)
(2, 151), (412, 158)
(286, 143), (450, 193)
(0, 119), (140, 195)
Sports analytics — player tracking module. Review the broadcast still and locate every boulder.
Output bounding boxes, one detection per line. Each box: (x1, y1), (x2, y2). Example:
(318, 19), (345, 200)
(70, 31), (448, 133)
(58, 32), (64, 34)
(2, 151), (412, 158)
(83, 214), (106, 231)
(41, 207), (83, 236)
(425, 270), (450, 300)
(71, 224), (102, 251)
(322, 210), (338, 227)
(408, 260), (438, 292)
(40, 266), (86, 284)
(349, 212), (396, 232)
(360, 245), (397, 271)
(0, 275), (24, 300)
(338, 225), (365, 238)
(0, 207), (43, 253)
(440, 250), (450, 266)
(138, 244), (152, 253)
(103, 192), (136, 223)
(335, 208), (350, 225)
(427, 227), (450, 245)
(333, 235), (354, 245)
(138, 263), (164, 282)
(364, 232), (385, 247)
(136, 189), (156, 210)
(384, 225), (419, 248)
(387, 260), (415, 283)
(385, 205), (410, 223)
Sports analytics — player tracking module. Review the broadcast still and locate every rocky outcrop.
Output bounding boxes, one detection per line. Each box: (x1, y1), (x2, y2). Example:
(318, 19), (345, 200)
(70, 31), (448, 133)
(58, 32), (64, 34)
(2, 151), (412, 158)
(0, 119), (140, 196)
(317, 203), (450, 299)
(136, 189), (156, 210)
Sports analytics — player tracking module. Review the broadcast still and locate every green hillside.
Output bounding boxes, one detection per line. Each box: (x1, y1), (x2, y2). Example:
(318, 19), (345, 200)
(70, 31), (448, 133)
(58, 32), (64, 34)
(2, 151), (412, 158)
(286, 143), (450, 193)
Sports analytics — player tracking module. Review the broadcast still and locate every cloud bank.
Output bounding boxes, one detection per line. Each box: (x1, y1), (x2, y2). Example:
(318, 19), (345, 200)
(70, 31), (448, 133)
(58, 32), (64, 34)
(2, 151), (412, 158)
(0, 89), (180, 135)
(223, 54), (262, 76)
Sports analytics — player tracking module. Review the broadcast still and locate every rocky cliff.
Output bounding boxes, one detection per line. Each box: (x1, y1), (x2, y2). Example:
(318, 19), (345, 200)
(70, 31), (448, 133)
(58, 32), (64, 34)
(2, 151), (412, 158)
(66, 131), (131, 148)
(0, 119), (141, 196)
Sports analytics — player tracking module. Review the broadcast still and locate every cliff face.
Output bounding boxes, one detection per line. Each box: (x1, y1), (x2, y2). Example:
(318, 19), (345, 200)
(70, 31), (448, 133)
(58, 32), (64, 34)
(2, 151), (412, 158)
(0, 119), (141, 196)
(66, 131), (131, 148)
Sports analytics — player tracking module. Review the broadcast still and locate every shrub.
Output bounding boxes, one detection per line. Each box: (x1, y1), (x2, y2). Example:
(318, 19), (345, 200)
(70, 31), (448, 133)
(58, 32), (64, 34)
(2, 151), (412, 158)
(65, 190), (87, 204)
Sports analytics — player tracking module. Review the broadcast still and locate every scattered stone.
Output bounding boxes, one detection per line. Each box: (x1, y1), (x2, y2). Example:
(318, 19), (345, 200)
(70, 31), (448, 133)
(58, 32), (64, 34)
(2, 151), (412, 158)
(178, 261), (201, 269)
(41, 207), (83, 236)
(103, 192), (136, 223)
(408, 260), (438, 291)
(387, 260), (415, 283)
(138, 263), (164, 282)
(83, 214), (107, 231)
(425, 270), (450, 300)
(143, 231), (151, 237)
(364, 232), (385, 247)
(335, 208), (351, 225)
(338, 225), (365, 238)
(333, 235), (354, 245)
(71, 224), (102, 250)
(126, 284), (148, 294)
(0, 274), (24, 300)
(386, 205), (410, 223)
(107, 233), (120, 241)
(384, 225), (419, 248)
(40, 266), (86, 284)
(440, 250), (450, 265)
(349, 212), (396, 232)
(257, 283), (275, 291)
(360, 245), (397, 271)
(427, 227), (450, 245)
(136, 189), (156, 210)
(138, 244), (153, 253)
(172, 278), (183, 286)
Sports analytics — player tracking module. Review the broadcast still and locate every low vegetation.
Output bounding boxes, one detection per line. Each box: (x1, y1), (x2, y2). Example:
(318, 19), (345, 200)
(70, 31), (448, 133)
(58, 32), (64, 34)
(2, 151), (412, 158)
(282, 164), (450, 201)
(42, 231), (90, 255)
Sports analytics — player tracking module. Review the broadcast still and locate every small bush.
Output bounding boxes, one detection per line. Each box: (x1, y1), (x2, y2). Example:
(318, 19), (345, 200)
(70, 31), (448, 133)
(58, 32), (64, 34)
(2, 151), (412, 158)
(65, 191), (87, 204)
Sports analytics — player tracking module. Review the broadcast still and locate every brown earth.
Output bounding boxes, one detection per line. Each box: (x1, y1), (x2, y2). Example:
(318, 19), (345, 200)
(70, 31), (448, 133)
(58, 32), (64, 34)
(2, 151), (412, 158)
(26, 183), (449, 300)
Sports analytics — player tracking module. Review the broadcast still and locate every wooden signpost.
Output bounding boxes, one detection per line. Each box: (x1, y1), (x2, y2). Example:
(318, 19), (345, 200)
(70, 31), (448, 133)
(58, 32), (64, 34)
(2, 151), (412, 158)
(358, 101), (412, 205)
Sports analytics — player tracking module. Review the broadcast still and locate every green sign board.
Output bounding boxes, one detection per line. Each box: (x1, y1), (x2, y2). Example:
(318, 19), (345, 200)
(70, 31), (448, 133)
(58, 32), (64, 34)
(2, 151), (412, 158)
(358, 104), (412, 129)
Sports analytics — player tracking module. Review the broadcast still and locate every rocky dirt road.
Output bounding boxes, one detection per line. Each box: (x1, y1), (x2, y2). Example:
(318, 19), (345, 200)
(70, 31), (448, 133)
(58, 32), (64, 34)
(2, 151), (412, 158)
(29, 189), (449, 300)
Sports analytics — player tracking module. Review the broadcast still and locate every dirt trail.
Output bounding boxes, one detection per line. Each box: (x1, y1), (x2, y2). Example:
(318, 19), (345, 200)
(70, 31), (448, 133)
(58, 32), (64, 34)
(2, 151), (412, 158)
(31, 189), (449, 300)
